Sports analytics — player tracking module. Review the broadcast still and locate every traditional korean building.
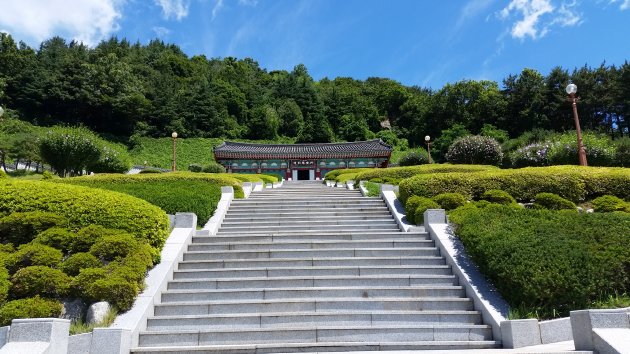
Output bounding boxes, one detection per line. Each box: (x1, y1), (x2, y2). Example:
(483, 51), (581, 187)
(213, 139), (392, 181)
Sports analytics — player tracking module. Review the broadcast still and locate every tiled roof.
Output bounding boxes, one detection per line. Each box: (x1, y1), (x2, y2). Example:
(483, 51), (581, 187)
(214, 139), (392, 159)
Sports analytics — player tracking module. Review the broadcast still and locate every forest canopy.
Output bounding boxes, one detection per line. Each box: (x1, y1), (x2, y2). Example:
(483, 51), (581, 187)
(1, 33), (628, 145)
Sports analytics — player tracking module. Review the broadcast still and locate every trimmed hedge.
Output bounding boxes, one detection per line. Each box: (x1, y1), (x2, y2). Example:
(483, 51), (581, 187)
(354, 164), (498, 185)
(59, 253), (101, 276)
(0, 212), (68, 246)
(533, 193), (576, 211)
(399, 166), (630, 204)
(450, 204), (630, 316)
(592, 195), (629, 213)
(0, 296), (63, 326)
(480, 189), (516, 205)
(10, 266), (71, 298)
(6, 243), (63, 273)
(55, 172), (242, 227)
(0, 180), (169, 251)
(432, 193), (467, 210)
(324, 168), (373, 181)
(414, 199), (440, 225)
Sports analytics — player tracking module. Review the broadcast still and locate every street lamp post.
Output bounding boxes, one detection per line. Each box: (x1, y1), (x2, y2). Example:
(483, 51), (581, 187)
(425, 135), (432, 164)
(565, 84), (587, 166)
(171, 132), (178, 172)
(0, 106), (4, 122)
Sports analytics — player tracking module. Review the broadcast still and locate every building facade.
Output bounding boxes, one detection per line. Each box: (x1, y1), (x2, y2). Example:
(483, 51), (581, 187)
(213, 139), (392, 181)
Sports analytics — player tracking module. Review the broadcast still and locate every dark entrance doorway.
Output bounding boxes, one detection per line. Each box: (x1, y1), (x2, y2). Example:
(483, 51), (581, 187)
(297, 170), (310, 180)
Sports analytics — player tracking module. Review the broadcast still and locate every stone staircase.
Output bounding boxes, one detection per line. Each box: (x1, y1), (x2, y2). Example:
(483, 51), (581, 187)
(132, 181), (500, 353)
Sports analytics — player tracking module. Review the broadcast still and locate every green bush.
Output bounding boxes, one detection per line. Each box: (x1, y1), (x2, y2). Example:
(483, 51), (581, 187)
(33, 227), (74, 252)
(87, 140), (132, 174)
(38, 126), (102, 177)
(533, 193), (576, 211)
(202, 162), (226, 173)
(0, 211), (68, 246)
(509, 142), (551, 168)
(547, 132), (616, 167)
(405, 195), (440, 224)
(614, 137), (630, 167)
(0, 296), (63, 326)
(41, 170), (54, 180)
(592, 195), (629, 213)
(10, 266), (71, 298)
(404, 196), (426, 224)
(398, 149), (429, 166)
(445, 135), (503, 166)
(324, 168), (373, 181)
(0, 266), (9, 303)
(449, 205), (630, 317)
(0, 180), (169, 251)
(0, 171), (6, 179)
(432, 193), (467, 210)
(70, 225), (121, 254)
(398, 166), (630, 204)
(480, 189), (516, 205)
(414, 198), (440, 225)
(59, 253), (102, 276)
(188, 164), (203, 172)
(56, 172), (244, 227)
(90, 233), (139, 262)
(6, 243), (63, 273)
(354, 164), (497, 185)
(70, 268), (107, 297)
(87, 277), (139, 311)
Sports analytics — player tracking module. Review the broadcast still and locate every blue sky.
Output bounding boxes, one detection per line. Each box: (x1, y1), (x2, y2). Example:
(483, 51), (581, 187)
(1, 0), (629, 89)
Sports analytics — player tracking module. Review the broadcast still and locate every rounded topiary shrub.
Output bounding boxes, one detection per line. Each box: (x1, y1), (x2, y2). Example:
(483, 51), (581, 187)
(188, 164), (203, 172)
(6, 243), (63, 273)
(70, 225), (121, 254)
(87, 277), (139, 311)
(10, 266), (71, 299)
(432, 193), (467, 210)
(445, 135), (503, 166)
(70, 267), (107, 297)
(480, 189), (517, 205)
(0, 211), (68, 246)
(414, 198), (441, 225)
(33, 227), (75, 252)
(533, 193), (576, 211)
(90, 233), (139, 262)
(404, 196), (426, 224)
(202, 162), (226, 173)
(398, 149), (429, 166)
(592, 195), (629, 213)
(0, 296), (63, 326)
(59, 253), (102, 276)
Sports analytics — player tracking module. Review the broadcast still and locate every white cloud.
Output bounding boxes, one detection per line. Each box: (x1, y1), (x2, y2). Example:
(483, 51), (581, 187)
(212, 0), (224, 20)
(499, 0), (582, 40)
(610, 0), (630, 9)
(0, 0), (123, 46)
(238, 0), (258, 6)
(152, 26), (171, 38)
(155, 0), (190, 20)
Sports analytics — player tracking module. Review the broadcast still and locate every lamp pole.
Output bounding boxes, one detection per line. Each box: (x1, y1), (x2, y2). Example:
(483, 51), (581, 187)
(565, 84), (587, 166)
(171, 132), (178, 172)
(0, 106), (4, 122)
(425, 135), (432, 164)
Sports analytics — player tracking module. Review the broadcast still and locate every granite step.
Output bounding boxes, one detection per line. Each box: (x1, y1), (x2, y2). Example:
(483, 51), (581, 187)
(172, 265), (451, 279)
(153, 297), (475, 315)
(132, 340), (502, 353)
(177, 256), (446, 270)
(216, 224), (400, 232)
(145, 310), (483, 330)
(160, 286), (466, 302)
(182, 248), (441, 261)
(187, 240), (434, 251)
(138, 324), (493, 347)
(192, 232), (430, 243)
(166, 274), (458, 290)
